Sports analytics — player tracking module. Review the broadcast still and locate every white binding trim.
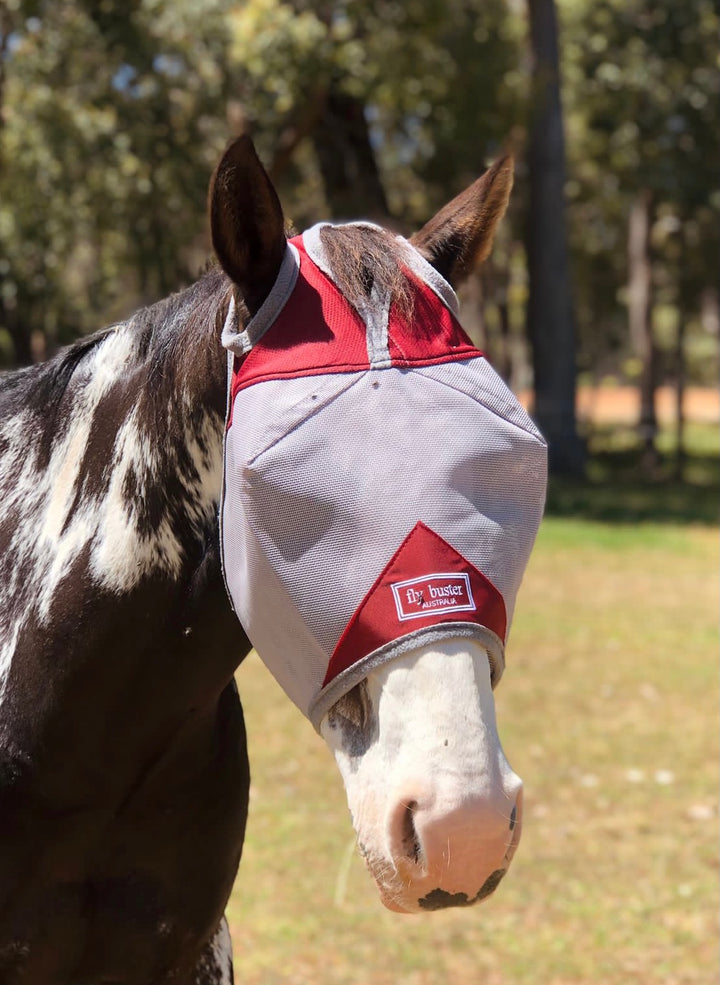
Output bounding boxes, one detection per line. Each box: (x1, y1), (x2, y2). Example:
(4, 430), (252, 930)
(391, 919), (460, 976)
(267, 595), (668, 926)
(357, 283), (392, 368)
(396, 236), (460, 316)
(299, 222), (334, 281)
(218, 347), (237, 617)
(221, 241), (301, 356)
(308, 621), (505, 731)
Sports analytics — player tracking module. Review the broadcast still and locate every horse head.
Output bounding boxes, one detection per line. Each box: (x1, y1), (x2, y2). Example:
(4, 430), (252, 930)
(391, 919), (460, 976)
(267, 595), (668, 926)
(210, 137), (546, 914)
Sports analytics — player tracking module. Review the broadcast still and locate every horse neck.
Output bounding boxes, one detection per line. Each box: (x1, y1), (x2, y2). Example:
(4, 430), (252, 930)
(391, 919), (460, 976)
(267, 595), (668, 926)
(0, 271), (232, 619)
(90, 271), (233, 591)
(0, 272), (245, 819)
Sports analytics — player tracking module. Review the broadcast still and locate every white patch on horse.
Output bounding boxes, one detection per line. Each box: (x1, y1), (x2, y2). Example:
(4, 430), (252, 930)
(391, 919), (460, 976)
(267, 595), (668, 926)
(182, 411), (226, 525)
(191, 918), (233, 985)
(0, 619), (23, 701)
(0, 322), (224, 692)
(41, 423), (91, 545)
(209, 918), (233, 985)
(91, 404), (178, 590)
(90, 371), (224, 591)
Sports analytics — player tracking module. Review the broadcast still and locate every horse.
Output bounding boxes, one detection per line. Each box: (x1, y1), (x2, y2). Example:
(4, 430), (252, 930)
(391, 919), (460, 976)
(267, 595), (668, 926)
(0, 136), (546, 983)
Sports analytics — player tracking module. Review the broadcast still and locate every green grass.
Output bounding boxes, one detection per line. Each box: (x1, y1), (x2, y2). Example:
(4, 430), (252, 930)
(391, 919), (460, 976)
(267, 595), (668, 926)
(228, 453), (718, 984)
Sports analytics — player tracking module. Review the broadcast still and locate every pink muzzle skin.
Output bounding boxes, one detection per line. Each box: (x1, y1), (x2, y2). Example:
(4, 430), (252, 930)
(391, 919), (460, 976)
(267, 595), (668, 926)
(220, 223), (547, 730)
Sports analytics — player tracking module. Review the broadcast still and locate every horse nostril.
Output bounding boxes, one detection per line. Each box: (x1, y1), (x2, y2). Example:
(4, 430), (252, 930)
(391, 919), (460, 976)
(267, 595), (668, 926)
(393, 799), (421, 863)
(403, 800), (421, 862)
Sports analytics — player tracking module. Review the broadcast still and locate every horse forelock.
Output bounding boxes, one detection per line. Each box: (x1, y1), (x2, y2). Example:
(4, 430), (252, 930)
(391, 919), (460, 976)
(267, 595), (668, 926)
(318, 224), (415, 317)
(0, 269), (232, 684)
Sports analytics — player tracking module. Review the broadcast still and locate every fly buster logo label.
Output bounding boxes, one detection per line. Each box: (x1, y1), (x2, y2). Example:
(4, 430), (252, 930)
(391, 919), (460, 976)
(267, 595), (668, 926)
(391, 573), (476, 622)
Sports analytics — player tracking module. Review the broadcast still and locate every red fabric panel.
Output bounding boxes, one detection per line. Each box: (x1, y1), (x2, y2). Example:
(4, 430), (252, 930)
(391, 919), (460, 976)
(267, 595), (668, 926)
(230, 237), (369, 404)
(323, 521), (507, 687)
(387, 272), (481, 366)
(229, 237), (486, 413)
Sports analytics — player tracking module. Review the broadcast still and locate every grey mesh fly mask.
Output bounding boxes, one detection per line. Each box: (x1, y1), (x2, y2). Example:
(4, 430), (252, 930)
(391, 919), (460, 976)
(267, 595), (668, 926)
(220, 224), (547, 729)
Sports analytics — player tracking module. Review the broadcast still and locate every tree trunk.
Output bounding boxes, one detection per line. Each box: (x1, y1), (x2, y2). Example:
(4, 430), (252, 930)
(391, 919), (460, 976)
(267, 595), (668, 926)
(0, 2), (12, 136)
(497, 289), (513, 385)
(0, 6), (32, 366)
(481, 261), (513, 384)
(627, 188), (659, 469)
(0, 297), (33, 366)
(269, 86), (328, 184)
(674, 307), (686, 481)
(526, 0), (584, 475)
(312, 88), (389, 220)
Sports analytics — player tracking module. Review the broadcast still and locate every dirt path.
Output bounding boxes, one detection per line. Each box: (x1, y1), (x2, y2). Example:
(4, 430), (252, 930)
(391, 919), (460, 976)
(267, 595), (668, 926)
(519, 386), (719, 425)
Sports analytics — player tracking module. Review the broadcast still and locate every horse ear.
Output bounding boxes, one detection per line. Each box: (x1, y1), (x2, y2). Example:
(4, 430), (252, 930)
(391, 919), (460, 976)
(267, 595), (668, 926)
(409, 156), (514, 288)
(209, 136), (286, 315)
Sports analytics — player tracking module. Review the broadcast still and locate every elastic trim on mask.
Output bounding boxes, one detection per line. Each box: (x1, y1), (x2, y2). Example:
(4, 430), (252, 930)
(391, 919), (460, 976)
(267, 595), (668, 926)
(221, 241), (300, 356)
(357, 282), (392, 367)
(219, 347), (239, 617)
(298, 222), (335, 282)
(396, 237), (460, 316)
(308, 622), (505, 732)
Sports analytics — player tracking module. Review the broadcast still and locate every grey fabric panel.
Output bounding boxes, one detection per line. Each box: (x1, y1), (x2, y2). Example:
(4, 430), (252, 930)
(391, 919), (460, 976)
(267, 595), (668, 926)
(222, 361), (546, 720)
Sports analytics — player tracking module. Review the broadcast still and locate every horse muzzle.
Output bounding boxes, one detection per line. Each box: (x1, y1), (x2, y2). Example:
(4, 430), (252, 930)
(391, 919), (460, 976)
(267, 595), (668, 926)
(321, 641), (524, 914)
(374, 771), (523, 913)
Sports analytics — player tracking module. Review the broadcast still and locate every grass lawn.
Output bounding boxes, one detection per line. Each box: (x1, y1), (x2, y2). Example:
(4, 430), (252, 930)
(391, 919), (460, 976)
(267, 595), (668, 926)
(228, 458), (717, 984)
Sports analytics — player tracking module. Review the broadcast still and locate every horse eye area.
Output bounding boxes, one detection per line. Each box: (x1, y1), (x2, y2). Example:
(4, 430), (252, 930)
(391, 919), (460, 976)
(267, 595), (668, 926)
(329, 681), (369, 729)
(326, 682), (376, 757)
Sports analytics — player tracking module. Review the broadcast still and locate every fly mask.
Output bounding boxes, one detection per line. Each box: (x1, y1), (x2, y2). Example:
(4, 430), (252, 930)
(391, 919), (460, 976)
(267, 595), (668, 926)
(220, 223), (547, 729)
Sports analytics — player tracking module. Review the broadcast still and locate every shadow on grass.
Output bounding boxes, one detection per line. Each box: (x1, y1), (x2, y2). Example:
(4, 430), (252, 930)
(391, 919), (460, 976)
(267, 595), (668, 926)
(546, 425), (719, 526)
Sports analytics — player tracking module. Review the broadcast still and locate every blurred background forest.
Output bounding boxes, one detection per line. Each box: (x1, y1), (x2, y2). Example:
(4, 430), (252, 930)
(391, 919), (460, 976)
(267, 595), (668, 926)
(0, 0), (717, 483)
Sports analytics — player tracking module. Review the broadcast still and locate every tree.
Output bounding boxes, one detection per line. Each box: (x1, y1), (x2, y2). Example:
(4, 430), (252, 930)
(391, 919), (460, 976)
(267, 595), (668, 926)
(228, 0), (522, 225)
(561, 0), (719, 463)
(525, 0), (585, 474)
(0, 0), (234, 364)
(627, 188), (659, 466)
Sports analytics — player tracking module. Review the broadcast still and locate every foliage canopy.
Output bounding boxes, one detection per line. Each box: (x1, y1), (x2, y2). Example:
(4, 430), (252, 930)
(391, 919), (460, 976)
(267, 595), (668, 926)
(0, 0), (717, 399)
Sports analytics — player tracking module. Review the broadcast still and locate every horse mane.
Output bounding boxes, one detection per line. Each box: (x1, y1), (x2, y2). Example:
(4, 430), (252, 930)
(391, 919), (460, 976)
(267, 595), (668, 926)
(138, 265), (230, 392)
(319, 224), (413, 316)
(0, 267), (230, 417)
